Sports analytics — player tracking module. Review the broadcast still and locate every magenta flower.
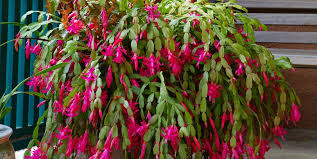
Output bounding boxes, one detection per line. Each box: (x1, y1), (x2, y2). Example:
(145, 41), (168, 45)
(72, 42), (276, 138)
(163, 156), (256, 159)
(106, 66), (113, 88)
(131, 79), (140, 87)
(183, 43), (192, 63)
(31, 44), (42, 55)
(101, 128), (114, 159)
(131, 52), (140, 71)
(120, 73), (129, 96)
(207, 82), (222, 101)
(144, 5), (161, 23)
(15, 32), (21, 51)
(235, 59), (245, 76)
(36, 100), (46, 108)
(140, 30), (147, 40)
(77, 130), (89, 153)
(87, 33), (98, 50)
(52, 101), (63, 113)
(139, 141), (147, 159)
(214, 40), (220, 51)
(89, 108), (101, 127)
(194, 49), (211, 68)
(221, 113), (227, 129)
(25, 143), (47, 159)
(291, 103), (301, 124)
(25, 39), (31, 59)
(193, 136), (201, 150)
(161, 125), (179, 152)
(189, 12), (201, 28)
(64, 93), (81, 118)
(143, 54), (160, 76)
(66, 136), (78, 157)
(57, 40), (64, 46)
(112, 46), (126, 64)
(56, 125), (72, 140)
(81, 67), (97, 83)
(66, 18), (84, 34)
(101, 9), (108, 40)
(208, 117), (220, 150)
(101, 45), (113, 60)
(26, 75), (42, 92)
(82, 87), (91, 112)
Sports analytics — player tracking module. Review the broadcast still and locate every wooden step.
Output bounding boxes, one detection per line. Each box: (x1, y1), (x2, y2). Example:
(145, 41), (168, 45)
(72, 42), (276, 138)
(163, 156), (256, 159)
(247, 13), (317, 25)
(236, 0), (317, 9)
(270, 49), (317, 66)
(254, 32), (317, 44)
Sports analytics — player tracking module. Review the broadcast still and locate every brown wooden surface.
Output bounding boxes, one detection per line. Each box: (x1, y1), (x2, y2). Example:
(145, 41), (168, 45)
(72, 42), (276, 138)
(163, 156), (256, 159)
(254, 32), (317, 43)
(283, 68), (317, 129)
(236, 0), (317, 9)
(248, 13), (317, 25)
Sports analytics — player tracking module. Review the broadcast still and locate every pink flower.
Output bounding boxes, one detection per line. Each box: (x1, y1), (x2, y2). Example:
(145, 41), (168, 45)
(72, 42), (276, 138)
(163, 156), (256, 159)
(183, 43), (192, 63)
(193, 136), (201, 150)
(15, 32), (21, 51)
(26, 75), (42, 92)
(235, 59), (245, 76)
(87, 33), (98, 50)
(31, 44), (42, 55)
(161, 125), (179, 152)
(140, 142), (147, 159)
(112, 46), (126, 64)
(89, 108), (101, 127)
(102, 45), (114, 60)
(143, 54), (160, 76)
(66, 18), (84, 34)
(207, 82), (222, 101)
(56, 125), (72, 140)
(53, 101), (63, 113)
(214, 40), (220, 51)
(81, 67), (97, 83)
(66, 136), (78, 157)
(144, 5), (161, 23)
(194, 49), (211, 68)
(77, 130), (89, 153)
(101, 128), (114, 159)
(106, 66), (113, 88)
(101, 9), (108, 40)
(64, 93), (81, 118)
(140, 30), (147, 40)
(221, 113), (227, 129)
(36, 100), (46, 108)
(131, 52), (140, 71)
(25, 39), (31, 59)
(290, 104), (301, 124)
(57, 40), (64, 46)
(131, 79), (140, 87)
(25, 143), (47, 159)
(82, 87), (91, 112)
(120, 73), (129, 96)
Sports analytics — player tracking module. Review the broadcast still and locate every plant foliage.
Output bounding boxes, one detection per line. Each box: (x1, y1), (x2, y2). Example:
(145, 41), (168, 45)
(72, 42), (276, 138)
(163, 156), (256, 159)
(12, 0), (302, 158)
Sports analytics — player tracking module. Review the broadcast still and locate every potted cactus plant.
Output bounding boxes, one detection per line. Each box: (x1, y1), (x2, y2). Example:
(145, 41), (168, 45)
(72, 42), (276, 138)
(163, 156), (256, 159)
(12, 0), (303, 158)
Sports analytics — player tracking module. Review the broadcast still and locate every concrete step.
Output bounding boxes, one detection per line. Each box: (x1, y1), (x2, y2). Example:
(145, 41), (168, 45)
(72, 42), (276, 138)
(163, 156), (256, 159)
(266, 129), (317, 159)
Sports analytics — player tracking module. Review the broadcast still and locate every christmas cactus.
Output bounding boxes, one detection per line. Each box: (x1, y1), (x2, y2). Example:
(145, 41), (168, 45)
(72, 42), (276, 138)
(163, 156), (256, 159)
(13, 0), (301, 158)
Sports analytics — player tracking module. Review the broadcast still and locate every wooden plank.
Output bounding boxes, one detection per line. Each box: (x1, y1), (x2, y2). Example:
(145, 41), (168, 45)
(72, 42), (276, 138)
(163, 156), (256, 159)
(247, 13), (317, 25)
(236, 0), (317, 9)
(270, 48), (317, 65)
(254, 31), (317, 43)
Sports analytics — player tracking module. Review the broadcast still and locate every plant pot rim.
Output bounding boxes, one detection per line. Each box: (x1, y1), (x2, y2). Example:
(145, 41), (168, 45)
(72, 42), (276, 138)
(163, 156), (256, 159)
(0, 124), (13, 144)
